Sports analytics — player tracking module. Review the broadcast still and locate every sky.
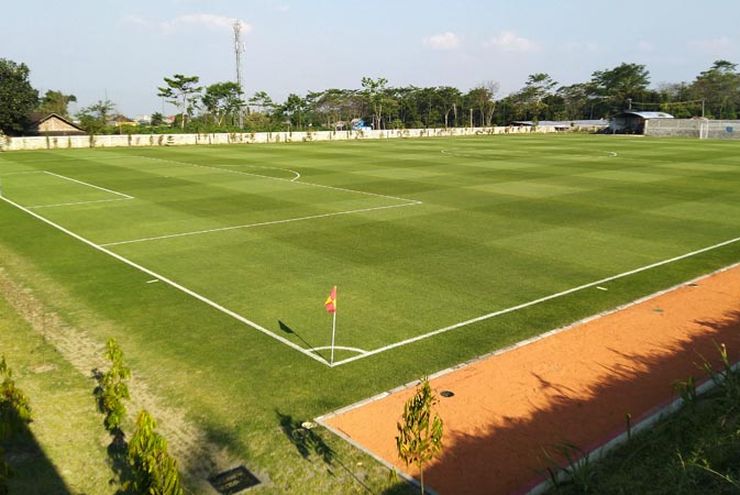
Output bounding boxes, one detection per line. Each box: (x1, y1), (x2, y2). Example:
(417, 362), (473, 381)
(2, 0), (738, 117)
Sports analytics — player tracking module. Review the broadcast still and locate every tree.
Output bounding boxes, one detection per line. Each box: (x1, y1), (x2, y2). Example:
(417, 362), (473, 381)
(248, 90), (276, 113)
(280, 93), (308, 129)
(396, 378), (444, 495)
(77, 99), (116, 134)
(128, 410), (184, 495)
(465, 83), (497, 127)
(37, 90), (77, 118)
(511, 73), (557, 121)
(590, 62), (650, 114)
(690, 60), (739, 119)
(0, 58), (39, 135)
(157, 74), (201, 129)
(95, 338), (131, 432)
(361, 77), (392, 129)
(150, 112), (166, 126)
(202, 82), (244, 127)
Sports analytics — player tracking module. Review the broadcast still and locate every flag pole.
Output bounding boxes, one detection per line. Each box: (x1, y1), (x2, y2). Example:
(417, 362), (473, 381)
(330, 310), (337, 365)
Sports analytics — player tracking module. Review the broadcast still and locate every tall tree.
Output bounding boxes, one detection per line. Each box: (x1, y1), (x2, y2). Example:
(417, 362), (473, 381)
(511, 73), (557, 121)
(361, 77), (392, 129)
(690, 60), (739, 119)
(0, 59), (39, 135)
(77, 99), (116, 134)
(37, 90), (77, 118)
(465, 83), (497, 126)
(202, 82), (244, 126)
(590, 62), (650, 114)
(157, 74), (201, 129)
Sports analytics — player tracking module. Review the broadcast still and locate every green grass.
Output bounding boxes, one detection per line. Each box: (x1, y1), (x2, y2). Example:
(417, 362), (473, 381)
(1, 134), (740, 493)
(547, 351), (740, 494)
(0, 294), (113, 494)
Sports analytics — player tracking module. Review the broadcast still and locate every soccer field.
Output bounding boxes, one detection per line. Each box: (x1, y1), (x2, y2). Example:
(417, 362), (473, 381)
(2, 134), (740, 368)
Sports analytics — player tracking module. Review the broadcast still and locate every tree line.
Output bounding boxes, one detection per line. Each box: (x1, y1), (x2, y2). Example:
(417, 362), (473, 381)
(0, 57), (738, 136)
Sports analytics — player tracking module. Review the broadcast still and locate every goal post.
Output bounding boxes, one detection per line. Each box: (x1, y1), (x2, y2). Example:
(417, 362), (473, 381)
(698, 118), (709, 140)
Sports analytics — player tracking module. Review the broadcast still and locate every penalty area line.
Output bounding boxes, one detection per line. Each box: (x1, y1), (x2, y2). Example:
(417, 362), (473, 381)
(330, 234), (740, 367)
(0, 194), (332, 367)
(100, 201), (421, 247)
(44, 171), (134, 199)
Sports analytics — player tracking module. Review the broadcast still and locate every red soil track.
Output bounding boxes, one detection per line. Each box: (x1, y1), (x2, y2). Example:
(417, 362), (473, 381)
(322, 265), (740, 494)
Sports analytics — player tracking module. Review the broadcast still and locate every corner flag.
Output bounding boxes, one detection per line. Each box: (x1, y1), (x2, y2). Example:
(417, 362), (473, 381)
(325, 286), (337, 314)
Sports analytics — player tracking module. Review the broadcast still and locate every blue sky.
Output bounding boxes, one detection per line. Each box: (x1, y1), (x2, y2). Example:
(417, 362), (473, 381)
(2, 0), (738, 116)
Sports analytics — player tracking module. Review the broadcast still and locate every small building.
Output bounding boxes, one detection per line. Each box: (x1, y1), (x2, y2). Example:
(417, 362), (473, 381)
(510, 120), (608, 131)
(609, 111), (674, 134)
(29, 112), (86, 136)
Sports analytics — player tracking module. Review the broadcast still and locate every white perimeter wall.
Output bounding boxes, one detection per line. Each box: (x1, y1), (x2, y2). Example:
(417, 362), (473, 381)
(1, 126), (560, 152)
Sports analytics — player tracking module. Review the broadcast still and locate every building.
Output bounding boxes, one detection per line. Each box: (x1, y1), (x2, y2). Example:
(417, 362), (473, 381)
(609, 111), (674, 134)
(510, 120), (609, 131)
(28, 112), (86, 136)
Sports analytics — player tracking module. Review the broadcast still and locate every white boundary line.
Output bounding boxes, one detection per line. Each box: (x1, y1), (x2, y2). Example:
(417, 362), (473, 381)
(44, 171), (133, 199)
(218, 163), (302, 182)
(28, 198), (132, 209)
(330, 236), (740, 366)
(100, 201), (418, 247)
(0, 193), (332, 367)
(0, 170), (46, 177)
(307, 345), (369, 356)
(317, 261), (740, 422)
(317, 263), (740, 494)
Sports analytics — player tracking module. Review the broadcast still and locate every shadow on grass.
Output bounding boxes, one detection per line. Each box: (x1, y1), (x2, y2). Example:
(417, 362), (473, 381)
(276, 410), (376, 493)
(2, 420), (71, 494)
(411, 308), (740, 494)
(278, 321), (325, 359)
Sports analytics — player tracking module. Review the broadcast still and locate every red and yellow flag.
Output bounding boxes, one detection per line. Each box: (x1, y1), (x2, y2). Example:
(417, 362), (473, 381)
(324, 286), (337, 313)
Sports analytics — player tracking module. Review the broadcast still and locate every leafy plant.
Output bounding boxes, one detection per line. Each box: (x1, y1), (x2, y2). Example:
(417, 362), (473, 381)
(541, 442), (594, 493)
(127, 410), (183, 495)
(0, 356), (32, 494)
(396, 378), (443, 494)
(95, 338), (131, 432)
(0, 356), (31, 439)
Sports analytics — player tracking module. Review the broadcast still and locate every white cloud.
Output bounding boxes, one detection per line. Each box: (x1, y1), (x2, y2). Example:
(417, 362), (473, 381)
(276, 5), (290, 12)
(124, 13), (251, 34)
(689, 36), (733, 52)
(484, 31), (538, 52)
(637, 40), (654, 52)
(422, 32), (461, 50)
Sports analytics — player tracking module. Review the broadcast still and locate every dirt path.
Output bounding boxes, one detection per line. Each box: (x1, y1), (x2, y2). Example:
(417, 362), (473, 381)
(321, 265), (740, 494)
(0, 259), (240, 493)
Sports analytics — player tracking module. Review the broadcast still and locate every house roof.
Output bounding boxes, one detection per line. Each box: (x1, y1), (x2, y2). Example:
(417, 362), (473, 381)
(29, 112), (85, 131)
(613, 111), (674, 119)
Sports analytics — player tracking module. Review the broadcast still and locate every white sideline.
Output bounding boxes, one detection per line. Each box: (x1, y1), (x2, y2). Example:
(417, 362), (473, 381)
(100, 201), (419, 247)
(0, 194), (332, 367)
(28, 198), (132, 209)
(329, 234), (740, 366)
(44, 171), (133, 199)
(0, 170), (45, 177)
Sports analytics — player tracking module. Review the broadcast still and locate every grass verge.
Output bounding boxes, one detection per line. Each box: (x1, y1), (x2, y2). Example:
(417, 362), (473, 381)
(546, 349), (740, 494)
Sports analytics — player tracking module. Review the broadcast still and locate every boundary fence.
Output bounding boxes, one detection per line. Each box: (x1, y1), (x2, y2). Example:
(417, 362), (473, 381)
(0, 126), (561, 152)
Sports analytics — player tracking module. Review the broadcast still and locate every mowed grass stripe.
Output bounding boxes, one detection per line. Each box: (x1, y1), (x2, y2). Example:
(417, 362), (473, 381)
(1, 135), (738, 361)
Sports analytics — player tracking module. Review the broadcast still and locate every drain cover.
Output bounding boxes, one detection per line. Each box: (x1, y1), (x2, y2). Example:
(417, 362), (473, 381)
(208, 466), (260, 494)
(440, 390), (455, 398)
